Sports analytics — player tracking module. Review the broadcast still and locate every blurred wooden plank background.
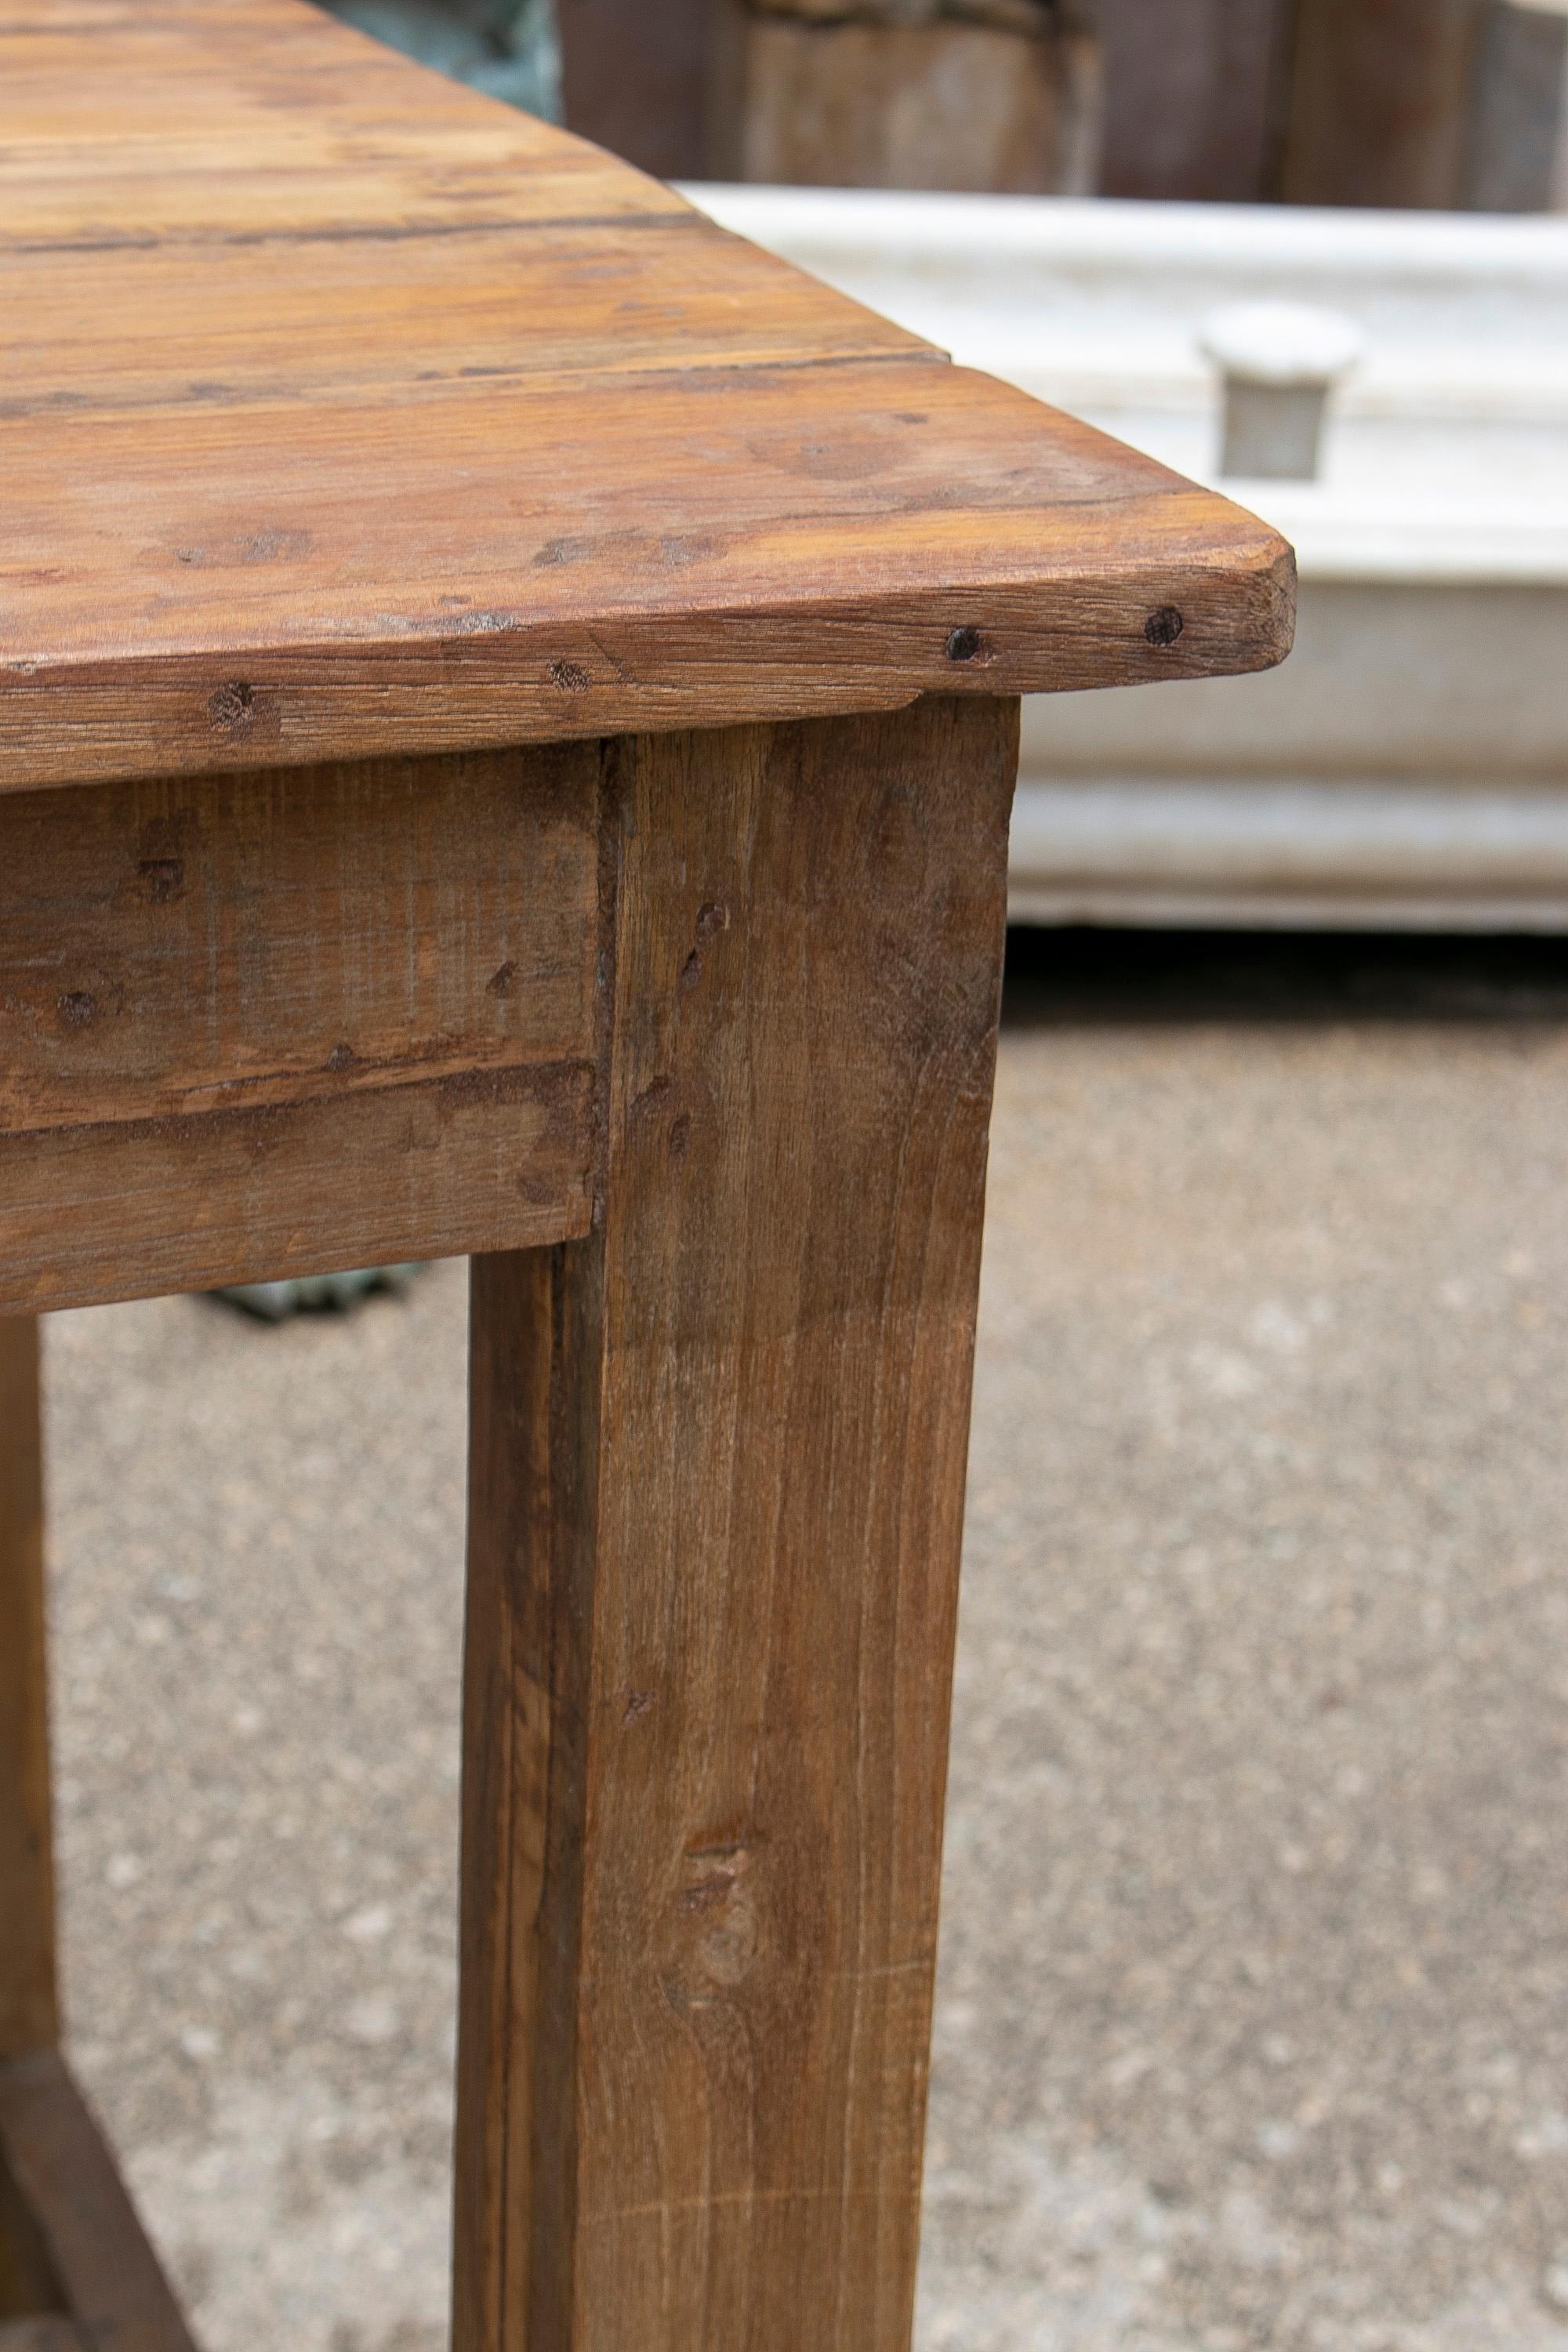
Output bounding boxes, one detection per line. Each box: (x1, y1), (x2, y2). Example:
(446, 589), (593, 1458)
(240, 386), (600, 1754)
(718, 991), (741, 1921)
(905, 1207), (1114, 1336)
(456, 0), (1568, 211)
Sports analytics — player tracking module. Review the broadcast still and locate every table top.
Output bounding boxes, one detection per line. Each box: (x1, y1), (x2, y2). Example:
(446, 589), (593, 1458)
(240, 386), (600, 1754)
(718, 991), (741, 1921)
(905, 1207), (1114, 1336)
(0, 0), (1293, 790)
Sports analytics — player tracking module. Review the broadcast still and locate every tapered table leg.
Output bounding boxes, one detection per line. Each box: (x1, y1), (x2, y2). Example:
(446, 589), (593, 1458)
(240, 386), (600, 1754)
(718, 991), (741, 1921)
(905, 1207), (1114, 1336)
(0, 1317), (54, 2069)
(454, 698), (1017, 2352)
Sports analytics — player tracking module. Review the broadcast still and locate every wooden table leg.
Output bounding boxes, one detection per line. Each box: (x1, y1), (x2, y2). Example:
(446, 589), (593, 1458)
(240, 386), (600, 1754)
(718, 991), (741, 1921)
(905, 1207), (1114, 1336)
(454, 696), (1017, 2352)
(0, 1325), (197, 2350)
(0, 1315), (62, 2323)
(0, 1318), (54, 2069)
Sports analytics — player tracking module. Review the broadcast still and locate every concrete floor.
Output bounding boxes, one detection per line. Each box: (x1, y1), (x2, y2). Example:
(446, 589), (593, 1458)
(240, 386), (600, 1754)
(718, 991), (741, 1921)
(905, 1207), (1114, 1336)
(40, 935), (1568, 2352)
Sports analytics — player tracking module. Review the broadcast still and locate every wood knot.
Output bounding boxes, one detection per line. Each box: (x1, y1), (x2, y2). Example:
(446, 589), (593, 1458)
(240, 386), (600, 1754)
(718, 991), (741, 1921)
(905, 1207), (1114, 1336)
(670, 1842), (761, 1990)
(631, 1073), (674, 1122)
(547, 658), (591, 693)
(208, 680), (257, 733)
(680, 902), (730, 993)
(1144, 607), (1185, 648)
(57, 990), (96, 1029)
(946, 625), (983, 662)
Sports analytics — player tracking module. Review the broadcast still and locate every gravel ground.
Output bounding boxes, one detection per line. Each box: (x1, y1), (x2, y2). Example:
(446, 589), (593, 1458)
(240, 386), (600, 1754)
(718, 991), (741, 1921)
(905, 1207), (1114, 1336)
(39, 934), (1568, 2352)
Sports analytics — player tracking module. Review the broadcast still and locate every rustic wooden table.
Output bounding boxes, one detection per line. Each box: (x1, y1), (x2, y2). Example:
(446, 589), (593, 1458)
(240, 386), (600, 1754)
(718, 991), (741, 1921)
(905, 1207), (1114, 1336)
(0, 6), (1291, 2347)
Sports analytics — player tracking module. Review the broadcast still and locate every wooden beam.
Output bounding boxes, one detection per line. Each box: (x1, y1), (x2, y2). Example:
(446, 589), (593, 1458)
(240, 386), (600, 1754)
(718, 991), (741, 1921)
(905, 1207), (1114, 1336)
(0, 2054), (198, 2352)
(0, 749), (601, 1314)
(452, 695), (1016, 2352)
(0, 1320), (53, 2067)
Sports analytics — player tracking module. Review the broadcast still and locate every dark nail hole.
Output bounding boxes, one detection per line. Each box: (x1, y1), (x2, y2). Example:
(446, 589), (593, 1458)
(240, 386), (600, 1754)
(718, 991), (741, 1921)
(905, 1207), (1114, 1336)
(1145, 607), (1185, 648)
(946, 626), (982, 662)
(136, 857), (184, 904)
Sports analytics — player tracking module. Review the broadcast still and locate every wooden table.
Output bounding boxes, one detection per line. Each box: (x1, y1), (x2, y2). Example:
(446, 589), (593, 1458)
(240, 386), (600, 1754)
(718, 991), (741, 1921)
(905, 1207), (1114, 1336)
(0, 7), (1292, 2347)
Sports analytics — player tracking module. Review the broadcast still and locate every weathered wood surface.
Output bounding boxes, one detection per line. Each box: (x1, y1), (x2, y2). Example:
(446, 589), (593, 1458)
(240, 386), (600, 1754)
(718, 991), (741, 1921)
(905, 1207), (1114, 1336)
(708, 0), (1103, 193)
(0, 747), (599, 1313)
(0, 1322), (53, 2067)
(0, 2054), (197, 2352)
(0, 0), (1290, 792)
(454, 697), (1014, 2352)
(0, 1069), (591, 1317)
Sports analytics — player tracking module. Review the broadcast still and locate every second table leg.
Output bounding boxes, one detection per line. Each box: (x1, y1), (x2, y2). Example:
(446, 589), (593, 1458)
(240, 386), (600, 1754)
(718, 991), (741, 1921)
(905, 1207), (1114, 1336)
(0, 1316), (55, 2070)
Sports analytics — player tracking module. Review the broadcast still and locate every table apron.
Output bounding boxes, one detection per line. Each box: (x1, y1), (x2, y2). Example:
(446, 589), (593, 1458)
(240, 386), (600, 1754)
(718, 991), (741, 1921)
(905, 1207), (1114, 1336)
(0, 743), (604, 1313)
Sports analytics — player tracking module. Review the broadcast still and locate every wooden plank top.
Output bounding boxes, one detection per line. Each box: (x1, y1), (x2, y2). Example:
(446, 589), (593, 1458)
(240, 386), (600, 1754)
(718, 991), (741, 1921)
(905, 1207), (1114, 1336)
(0, 0), (1294, 789)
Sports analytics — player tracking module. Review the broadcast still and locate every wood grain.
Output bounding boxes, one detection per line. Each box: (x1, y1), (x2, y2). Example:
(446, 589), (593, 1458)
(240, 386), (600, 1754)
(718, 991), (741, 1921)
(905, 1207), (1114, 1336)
(0, 748), (597, 1135)
(0, 2), (681, 240)
(454, 696), (1015, 2352)
(0, 1321), (53, 2067)
(0, 2054), (197, 2352)
(0, 746), (599, 1312)
(0, 1065), (593, 1316)
(0, 0), (1292, 790)
(2, 220), (923, 414)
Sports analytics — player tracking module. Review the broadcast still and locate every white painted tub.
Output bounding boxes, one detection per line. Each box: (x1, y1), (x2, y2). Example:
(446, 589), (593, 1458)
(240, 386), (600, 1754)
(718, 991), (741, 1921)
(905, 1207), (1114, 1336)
(685, 187), (1568, 929)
